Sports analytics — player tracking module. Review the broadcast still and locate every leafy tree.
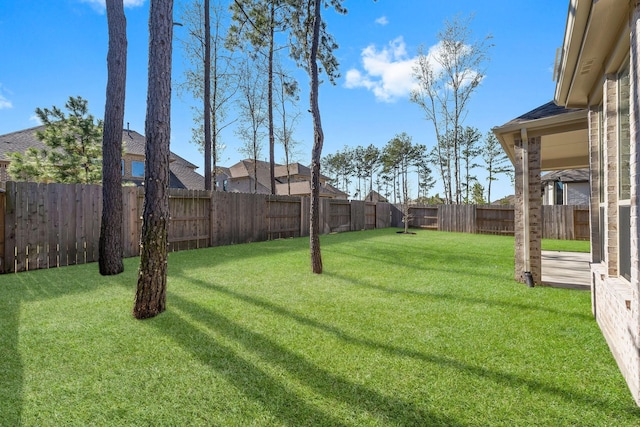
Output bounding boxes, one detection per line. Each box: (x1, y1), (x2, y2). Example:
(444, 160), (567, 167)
(8, 147), (54, 182)
(236, 57), (267, 193)
(416, 154), (435, 201)
(471, 181), (485, 204)
(361, 144), (380, 201)
(482, 131), (512, 203)
(274, 57), (302, 195)
(411, 14), (492, 204)
(9, 96), (103, 184)
(323, 146), (355, 196)
(460, 126), (482, 203)
(99, 0), (127, 276)
(230, 0), (294, 194)
(179, 0), (237, 191)
(134, 0), (173, 320)
(382, 133), (423, 233)
(352, 145), (366, 198)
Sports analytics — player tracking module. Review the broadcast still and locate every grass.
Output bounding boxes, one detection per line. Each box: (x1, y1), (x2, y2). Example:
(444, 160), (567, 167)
(542, 238), (590, 253)
(1, 228), (638, 426)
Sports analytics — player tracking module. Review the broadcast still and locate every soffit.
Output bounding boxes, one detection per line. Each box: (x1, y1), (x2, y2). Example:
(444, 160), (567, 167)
(493, 108), (588, 171)
(555, 0), (630, 108)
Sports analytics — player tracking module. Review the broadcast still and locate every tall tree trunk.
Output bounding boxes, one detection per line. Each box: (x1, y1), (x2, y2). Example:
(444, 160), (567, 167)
(134, 0), (173, 319)
(268, 4), (276, 194)
(99, 0), (127, 276)
(203, 0), (212, 190)
(309, 0), (323, 274)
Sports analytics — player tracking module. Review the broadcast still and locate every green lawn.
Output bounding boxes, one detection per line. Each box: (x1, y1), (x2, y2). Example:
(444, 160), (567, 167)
(542, 238), (590, 253)
(1, 229), (638, 426)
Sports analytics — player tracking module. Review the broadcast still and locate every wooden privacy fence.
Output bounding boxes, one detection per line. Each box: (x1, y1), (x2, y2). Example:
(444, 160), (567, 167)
(0, 182), (391, 273)
(405, 204), (590, 240)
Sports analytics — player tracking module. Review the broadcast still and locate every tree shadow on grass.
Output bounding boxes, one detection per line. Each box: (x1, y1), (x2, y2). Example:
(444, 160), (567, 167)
(158, 290), (460, 426)
(0, 298), (23, 425)
(178, 274), (640, 419)
(327, 244), (514, 284)
(0, 262), (138, 426)
(323, 270), (594, 323)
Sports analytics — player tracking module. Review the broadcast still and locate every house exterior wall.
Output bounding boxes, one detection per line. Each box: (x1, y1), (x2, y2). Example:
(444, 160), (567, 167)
(542, 182), (555, 205)
(122, 153), (146, 180)
(0, 161), (8, 190)
(565, 182), (590, 205)
(589, 4), (640, 405)
(542, 181), (589, 205)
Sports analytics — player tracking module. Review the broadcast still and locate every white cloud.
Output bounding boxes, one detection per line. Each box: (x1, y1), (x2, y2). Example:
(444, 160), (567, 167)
(29, 114), (42, 125)
(344, 37), (418, 103)
(345, 37), (484, 102)
(0, 94), (12, 110)
(375, 16), (388, 26)
(0, 84), (12, 109)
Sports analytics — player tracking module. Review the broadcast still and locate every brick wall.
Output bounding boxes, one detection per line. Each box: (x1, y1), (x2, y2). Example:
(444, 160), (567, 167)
(590, 3), (640, 406)
(514, 136), (542, 284)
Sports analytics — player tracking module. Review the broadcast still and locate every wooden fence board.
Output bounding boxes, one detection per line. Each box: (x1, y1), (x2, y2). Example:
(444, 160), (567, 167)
(300, 196), (310, 237)
(48, 183), (62, 268)
(350, 201), (365, 231)
(14, 182), (28, 272)
(364, 202), (376, 230)
(0, 190), (4, 272)
(267, 196), (302, 239)
(25, 183), (40, 270)
(403, 204), (587, 240)
(35, 183), (48, 269)
(122, 187), (139, 257)
(7, 181), (591, 275)
(329, 200), (351, 232)
(4, 182), (16, 272)
(409, 205), (438, 229)
(574, 207), (590, 240)
(476, 206), (514, 235)
(376, 202), (390, 229)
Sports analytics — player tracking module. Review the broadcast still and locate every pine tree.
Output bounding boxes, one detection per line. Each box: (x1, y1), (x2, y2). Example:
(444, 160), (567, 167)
(134, 0), (173, 319)
(99, 0), (127, 276)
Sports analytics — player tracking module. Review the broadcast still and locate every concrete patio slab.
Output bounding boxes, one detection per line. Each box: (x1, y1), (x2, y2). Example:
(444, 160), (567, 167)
(541, 250), (591, 290)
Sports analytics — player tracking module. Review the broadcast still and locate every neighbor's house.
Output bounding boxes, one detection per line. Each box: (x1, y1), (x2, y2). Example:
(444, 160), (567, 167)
(541, 168), (589, 205)
(216, 159), (348, 199)
(0, 126), (205, 190)
(364, 190), (388, 203)
(494, 0), (640, 405)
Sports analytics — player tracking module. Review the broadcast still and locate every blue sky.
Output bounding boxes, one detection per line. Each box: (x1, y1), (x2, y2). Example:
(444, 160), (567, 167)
(0, 0), (570, 200)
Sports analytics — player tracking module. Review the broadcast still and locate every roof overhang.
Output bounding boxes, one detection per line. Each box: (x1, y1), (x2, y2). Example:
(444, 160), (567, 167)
(554, 0), (631, 108)
(493, 108), (589, 171)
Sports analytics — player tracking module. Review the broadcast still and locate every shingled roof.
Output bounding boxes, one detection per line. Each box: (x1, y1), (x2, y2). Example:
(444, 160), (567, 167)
(502, 101), (584, 126)
(0, 126), (205, 190)
(540, 168), (589, 183)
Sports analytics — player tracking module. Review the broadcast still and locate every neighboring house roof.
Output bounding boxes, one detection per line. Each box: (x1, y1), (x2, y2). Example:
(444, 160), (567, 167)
(541, 168), (589, 184)
(364, 190), (388, 202)
(0, 126), (50, 161)
(491, 195), (515, 205)
(0, 126), (205, 190)
(223, 158), (348, 198)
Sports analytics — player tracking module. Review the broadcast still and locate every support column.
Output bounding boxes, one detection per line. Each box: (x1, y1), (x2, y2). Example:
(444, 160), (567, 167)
(514, 134), (542, 285)
(588, 107), (601, 264)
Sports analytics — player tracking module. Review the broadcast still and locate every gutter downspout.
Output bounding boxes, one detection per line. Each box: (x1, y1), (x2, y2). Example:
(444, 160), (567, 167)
(521, 128), (534, 287)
